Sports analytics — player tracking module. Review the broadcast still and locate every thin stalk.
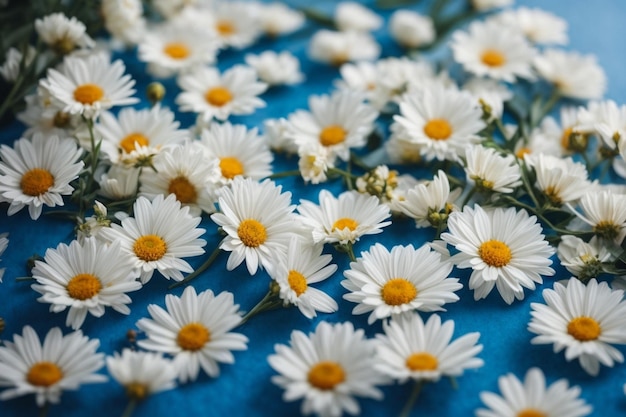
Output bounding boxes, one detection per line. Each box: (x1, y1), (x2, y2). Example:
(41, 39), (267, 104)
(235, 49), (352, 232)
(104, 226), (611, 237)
(39, 402), (50, 417)
(169, 244), (222, 290)
(267, 170), (302, 180)
(399, 380), (425, 417)
(120, 399), (137, 417)
(240, 282), (282, 325)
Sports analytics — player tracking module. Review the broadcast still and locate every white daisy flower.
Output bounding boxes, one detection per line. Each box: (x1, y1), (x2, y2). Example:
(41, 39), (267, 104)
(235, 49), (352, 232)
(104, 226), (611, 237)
(342, 243), (462, 324)
(334, 61), (390, 110)
(176, 65), (268, 122)
(96, 106), (188, 165)
(210, 177), (300, 275)
(491, 7), (568, 45)
(573, 190), (626, 244)
(0, 46), (35, 82)
(334, 2), (382, 33)
(531, 154), (591, 206)
(269, 238), (338, 319)
(138, 22), (219, 78)
(378, 57), (445, 99)
(297, 143), (335, 185)
(16, 93), (79, 139)
(462, 77), (512, 121)
(136, 286), (248, 383)
(528, 106), (587, 156)
(471, 0), (512, 11)
(297, 189), (391, 246)
(256, 2), (305, 37)
(31, 238), (141, 329)
(464, 145), (521, 194)
(577, 100), (626, 149)
(0, 232), (7, 283)
(0, 326), (106, 406)
(441, 205), (555, 304)
(309, 29), (380, 66)
(97, 165), (140, 200)
(287, 90), (378, 161)
(557, 235), (613, 281)
(268, 321), (388, 417)
(76, 201), (111, 243)
(244, 51), (304, 86)
(211, 2), (262, 49)
(451, 20), (536, 82)
(376, 313), (483, 383)
(476, 367), (592, 417)
(106, 349), (177, 400)
(393, 84), (485, 161)
(152, 0), (208, 18)
(533, 49), (607, 100)
(529, 278), (626, 376)
(35, 12), (94, 54)
(40, 53), (138, 118)
(263, 117), (299, 154)
(389, 10), (435, 49)
(102, 0), (147, 46)
(0, 134), (83, 220)
(98, 194), (206, 283)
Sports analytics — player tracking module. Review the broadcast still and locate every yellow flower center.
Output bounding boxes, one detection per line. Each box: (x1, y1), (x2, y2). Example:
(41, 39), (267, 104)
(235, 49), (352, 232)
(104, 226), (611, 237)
(177, 322), (210, 351)
(478, 239), (512, 267)
(20, 168), (54, 196)
(168, 176), (197, 204)
(515, 147), (531, 159)
(27, 362), (63, 387)
(119, 132), (150, 153)
(543, 186), (562, 206)
(125, 382), (149, 401)
(307, 361), (345, 390)
(287, 270), (308, 296)
(481, 49), (506, 67)
(133, 235), (167, 262)
(73, 83), (104, 104)
(205, 86), (233, 107)
(423, 119), (453, 140)
(331, 52), (349, 67)
(163, 42), (190, 60)
(594, 220), (621, 241)
(66, 273), (102, 300)
(561, 126), (574, 150)
(381, 278), (418, 306)
(517, 409), (547, 417)
(319, 125), (347, 147)
(567, 316), (601, 341)
(405, 352), (438, 371)
(216, 20), (235, 36)
(237, 219), (267, 248)
(332, 217), (358, 232)
(219, 157), (245, 179)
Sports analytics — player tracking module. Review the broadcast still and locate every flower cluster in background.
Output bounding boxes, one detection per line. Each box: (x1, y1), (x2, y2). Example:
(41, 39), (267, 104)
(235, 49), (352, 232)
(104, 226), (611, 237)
(0, 0), (625, 416)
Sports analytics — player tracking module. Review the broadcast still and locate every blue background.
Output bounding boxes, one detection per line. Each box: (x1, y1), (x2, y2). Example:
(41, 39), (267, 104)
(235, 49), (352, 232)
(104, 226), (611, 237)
(1, 1), (626, 416)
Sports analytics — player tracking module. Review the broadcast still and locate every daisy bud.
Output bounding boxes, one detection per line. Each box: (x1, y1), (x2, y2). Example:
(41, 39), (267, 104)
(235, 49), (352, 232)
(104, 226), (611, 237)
(146, 82), (166, 104)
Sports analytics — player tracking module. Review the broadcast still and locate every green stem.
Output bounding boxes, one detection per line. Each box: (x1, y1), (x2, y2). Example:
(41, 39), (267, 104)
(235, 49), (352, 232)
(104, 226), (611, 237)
(120, 399), (137, 417)
(16, 276), (34, 282)
(267, 170), (302, 180)
(39, 402), (50, 417)
(399, 380), (425, 417)
(375, 0), (419, 8)
(350, 152), (374, 171)
(169, 244), (222, 290)
(299, 7), (335, 28)
(240, 282), (282, 325)
(328, 167), (358, 179)
(461, 186), (477, 208)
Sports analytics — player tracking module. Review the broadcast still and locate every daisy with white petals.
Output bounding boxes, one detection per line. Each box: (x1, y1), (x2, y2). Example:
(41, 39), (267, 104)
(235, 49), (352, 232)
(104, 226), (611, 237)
(529, 278), (626, 376)
(268, 321), (388, 417)
(531, 154), (591, 206)
(557, 235), (613, 281)
(573, 190), (626, 244)
(0, 326), (106, 406)
(389, 10), (435, 49)
(491, 7), (568, 45)
(35, 13), (94, 54)
(256, 2), (305, 37)
(176, 65), (267, 122)
(464, 145), (521, 193)
(31, 238), (141, 330)
(0, 134), (83, 220)
(211, 2), (261, 50)
(137, 286), (248, 383)
(442, 205), (555, 304)
(334, 2), (382, 33)
(476, 367), (592, 417)
(309, 29), (380, 66)
(98, 194), (206, 283)
(244, 51), (304, 86)
(342, 243), (462, 324)
(376, 313), (483, 383)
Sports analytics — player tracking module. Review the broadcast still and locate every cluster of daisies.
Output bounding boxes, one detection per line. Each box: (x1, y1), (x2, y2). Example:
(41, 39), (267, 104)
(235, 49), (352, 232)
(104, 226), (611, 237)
(1, 0), (626, 416)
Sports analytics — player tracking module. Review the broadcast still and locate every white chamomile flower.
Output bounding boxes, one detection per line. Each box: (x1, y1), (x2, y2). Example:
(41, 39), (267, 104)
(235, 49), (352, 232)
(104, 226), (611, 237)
(211, 177), (300, 275)
(244, 51), (304, 86)
(441, 205), (555, 304)
(491, 7), (568, 45)
(464, 145), (521, 194)
(557, 235), (613, 281)
(270, 238), (338, 319)
(137, 286), (248, 383)
(98, 194), (206, 283)
(97, 165), (140, 200)
(96, 106), (188, 165)
(0, 232), (7, 283)
(393, 84), (485, 161)
(334, 2), (382, 33)
(212, 2), (262, 49)
(376, 313), (483, 383)
(342, 243), (462, 324)
(531, 154), (591, 206)
(40, 53), (138, 118)
(151, 0), (206, 18)
(476, 367), (592, 417)
(298, 189), (391, 246)
(309, 29), (380, 66)
(17, 93), (79, 139)
(534, 49), (607, 100)
(462, 77), (512, 121)
(573, 190), (626, 244)
(389, 10), (435, 49)
(0, 134), (83, 220)
(31, 238), (141, 330)
(268, 321), (388, 417)
(528, 106), (586, 156)
(529, 278), (626, 376)
(101, 0), (147, 46)
(35, 13), (94, 54)
(76, 201), (111, 243)
(334, 61), (389, 110)
(578, 100), (626, 149)
(297, 143), (335, 185)
(139, 142), (218, 215)
(256, 2), (305, 37)
(451, 20), (536, 82)
(263, 117), (299, 154)
(0, 326), (106, 406)
(1, 47), (35, 82)
(138, 22), (219, 78)
(176, 65), (268, 122)
(287, 90), (378, 161)
(199, 121), (273, 185)
(106, 349), (177, 401)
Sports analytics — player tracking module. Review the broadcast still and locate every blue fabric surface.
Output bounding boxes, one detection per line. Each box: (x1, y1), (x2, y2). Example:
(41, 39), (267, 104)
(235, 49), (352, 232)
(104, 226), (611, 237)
(1, 1), (626, 416)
